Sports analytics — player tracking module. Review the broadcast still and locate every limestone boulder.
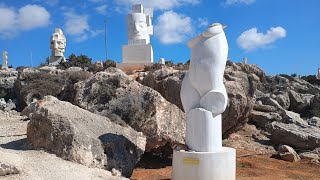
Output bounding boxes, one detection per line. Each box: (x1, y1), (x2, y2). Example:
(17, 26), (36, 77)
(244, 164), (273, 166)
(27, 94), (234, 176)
(223, 80), (253, 135)
(268, 121), (320, 150)
(278, 145), (300, 162)
(139, 67), (185, 110)
(275, 92), (290, 110)
(310, 94), (320, 118)
(307, 116), (320, 128)
(250, 111), (281, 128)
(288, 90), (308, 113)
(74, 68), (186, 152)
(299, 152), (319, 162)
(24, 96), (146, 177)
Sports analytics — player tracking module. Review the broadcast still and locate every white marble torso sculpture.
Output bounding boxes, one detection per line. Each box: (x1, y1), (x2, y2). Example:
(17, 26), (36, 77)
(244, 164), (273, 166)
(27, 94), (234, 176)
(2, 51), (8, 69)
(181, 23), (228, 152)
(173, 23), (235, 180)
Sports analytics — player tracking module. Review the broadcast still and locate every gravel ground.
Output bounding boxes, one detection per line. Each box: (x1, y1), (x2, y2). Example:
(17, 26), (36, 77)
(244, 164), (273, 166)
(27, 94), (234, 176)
(0, 110), (127, 180)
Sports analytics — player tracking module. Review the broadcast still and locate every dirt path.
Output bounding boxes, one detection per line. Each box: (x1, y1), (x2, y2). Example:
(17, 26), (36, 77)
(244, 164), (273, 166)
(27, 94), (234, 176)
(131, 153), (320, 180)
(132, 124), (320, 180)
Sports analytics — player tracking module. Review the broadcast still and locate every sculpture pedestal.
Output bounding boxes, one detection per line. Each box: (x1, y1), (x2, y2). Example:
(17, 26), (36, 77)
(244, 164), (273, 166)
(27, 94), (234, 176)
(48, 56), (66, 66)
(172, 147), (236, 180)
(122, 44), (153, 64)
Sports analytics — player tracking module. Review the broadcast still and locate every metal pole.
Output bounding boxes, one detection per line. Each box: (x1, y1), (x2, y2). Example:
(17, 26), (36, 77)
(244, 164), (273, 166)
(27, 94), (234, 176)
(104, 17), (108, 61)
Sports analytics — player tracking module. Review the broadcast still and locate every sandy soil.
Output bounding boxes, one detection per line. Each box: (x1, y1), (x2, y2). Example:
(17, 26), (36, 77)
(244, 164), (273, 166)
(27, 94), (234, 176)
(131, 124), (320, 180)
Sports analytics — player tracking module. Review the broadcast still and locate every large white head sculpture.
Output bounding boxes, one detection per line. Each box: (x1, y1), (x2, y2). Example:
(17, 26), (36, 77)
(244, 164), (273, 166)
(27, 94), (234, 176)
(50, 28), (66, 57)
(127, 4), (153, 45)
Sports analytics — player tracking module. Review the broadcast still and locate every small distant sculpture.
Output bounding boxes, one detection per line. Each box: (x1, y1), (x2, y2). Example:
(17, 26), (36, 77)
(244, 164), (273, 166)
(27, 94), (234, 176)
(172, 23), (235, 180)
(2, 51), (8, 69)
(48, 28), (66, 66)
(243, 57), (247, 64)
(159, 58), (165, 65)
(122, 4), (154, 65)
(317, 68), (320, 80)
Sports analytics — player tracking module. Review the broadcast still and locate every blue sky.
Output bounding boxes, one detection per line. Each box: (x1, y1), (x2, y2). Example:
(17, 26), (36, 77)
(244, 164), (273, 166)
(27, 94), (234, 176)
(0, 0), (319, 75)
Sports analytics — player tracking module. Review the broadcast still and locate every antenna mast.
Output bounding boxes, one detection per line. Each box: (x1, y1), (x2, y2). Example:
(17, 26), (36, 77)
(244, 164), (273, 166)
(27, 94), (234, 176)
(104, 17), (108, 61)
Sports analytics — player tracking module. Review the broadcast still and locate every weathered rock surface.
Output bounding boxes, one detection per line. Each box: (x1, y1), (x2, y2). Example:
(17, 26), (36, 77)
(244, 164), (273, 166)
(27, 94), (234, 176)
(268, 121), (320, 150)
(74, 68), (185, 152)
(24, 96), (146, 177)
(307, 116), (320, 128)
(278, 145), (300, 162)
(0, 162), (19, 176)
(139, 62), (267, 137)
(250, 111), (281, 128)
(288, 90), (308, 113)
(299, 152), (319, 161)
(139, 67), (185, 110)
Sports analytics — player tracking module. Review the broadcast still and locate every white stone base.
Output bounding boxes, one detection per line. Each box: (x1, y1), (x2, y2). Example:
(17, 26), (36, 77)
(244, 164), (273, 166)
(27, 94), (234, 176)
(122, 44), (153, 64)
(172, 147), (236, 180)
(47, 56), (66, 66)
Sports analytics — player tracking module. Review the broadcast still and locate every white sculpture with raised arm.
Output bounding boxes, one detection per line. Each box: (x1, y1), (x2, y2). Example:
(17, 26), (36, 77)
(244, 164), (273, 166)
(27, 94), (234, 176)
(48, 28), (66, 66)
(121, 4), (153, 68)
(172, 23), (236, 180)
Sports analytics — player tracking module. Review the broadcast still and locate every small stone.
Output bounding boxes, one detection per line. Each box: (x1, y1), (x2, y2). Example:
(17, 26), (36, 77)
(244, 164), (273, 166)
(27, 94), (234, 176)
(278, 145), (300, 162)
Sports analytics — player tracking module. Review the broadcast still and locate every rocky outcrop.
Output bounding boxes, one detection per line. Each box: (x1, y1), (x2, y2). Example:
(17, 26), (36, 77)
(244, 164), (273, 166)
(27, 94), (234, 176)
(139, 67), (185, 110)
(268, 121), (320, 150)
(24, 96), (146, 177)
(139, 62), (262, 137)
(74, 68), (186, 152)
(278, 145), (300, 162)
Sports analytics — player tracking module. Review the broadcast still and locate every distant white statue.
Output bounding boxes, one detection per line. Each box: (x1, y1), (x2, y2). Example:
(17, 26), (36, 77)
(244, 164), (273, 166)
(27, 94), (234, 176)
(172, 23), (235, 180)
(121, 4), (154, 66)
(159, 58), (165, 65)
(243, 57), (248, 64)
(127, 4), (153, 45)
(2, 51), (8, 69)
(48, 28), (66, 66)
(317, 68), (320, 80)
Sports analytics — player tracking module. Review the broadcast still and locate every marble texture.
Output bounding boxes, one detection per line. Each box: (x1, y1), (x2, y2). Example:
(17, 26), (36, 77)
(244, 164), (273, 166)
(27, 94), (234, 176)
(159, 58), (165, 65)
(2, 51), (8, 69)
(173, 23), (236, 180)
(48, 28), (66, 66)
(126, 4), (153, 45)
(181, 23), (228, 151)
(173, 147), (236, 180)
(122, 4), (154, 65)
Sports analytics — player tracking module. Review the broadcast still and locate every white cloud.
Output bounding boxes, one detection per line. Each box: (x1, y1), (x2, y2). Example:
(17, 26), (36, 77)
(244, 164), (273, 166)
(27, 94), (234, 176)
(64, 11), (103, 42)
(237, 26), (286, 50)
(0, 5), (50, 39)
(155, 11), (193, 44)
(225, 0), (255, 5)
(198, 17), (208, 27)
(17, 5), (50, 30)
(95, 4), (108, 15)
(114, 0), (199, 10)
